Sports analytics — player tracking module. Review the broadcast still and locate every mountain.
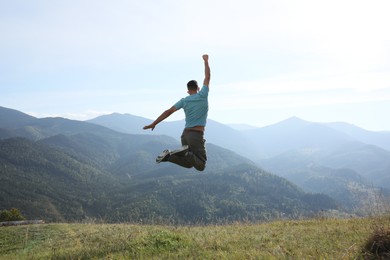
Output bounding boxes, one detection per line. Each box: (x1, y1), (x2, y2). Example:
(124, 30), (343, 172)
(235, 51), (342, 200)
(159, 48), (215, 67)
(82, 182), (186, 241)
(0, 106), (338, 223)
(86, 113), (151, 135)
(88, 114), (261, 159)
(239, 117), (356, 159)
(0, 137), (117, 222)
(0, 115), (119, 142)
(87, 112), (390, 206)
(0, 106), (38, 129)
(109, 164), (338, 223)
(89, 114), (390, 159)
(40, 132), (255, 178)
(245, 118), (390, 193)
(0, 136), (335, 223)
(320, 141), (390, 186)
(88, 113), (390, 180)
(326, 121), (390, 151)
(259, 150), (389, 214)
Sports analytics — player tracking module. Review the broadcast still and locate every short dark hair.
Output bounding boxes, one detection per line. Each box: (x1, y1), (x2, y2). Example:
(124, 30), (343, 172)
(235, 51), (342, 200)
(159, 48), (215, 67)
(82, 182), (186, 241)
(187, 80), (198, 91)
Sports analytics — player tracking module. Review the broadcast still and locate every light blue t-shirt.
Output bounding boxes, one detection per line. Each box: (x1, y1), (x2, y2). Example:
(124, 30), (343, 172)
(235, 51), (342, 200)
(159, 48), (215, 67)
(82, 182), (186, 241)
(174, 85), (209, 128)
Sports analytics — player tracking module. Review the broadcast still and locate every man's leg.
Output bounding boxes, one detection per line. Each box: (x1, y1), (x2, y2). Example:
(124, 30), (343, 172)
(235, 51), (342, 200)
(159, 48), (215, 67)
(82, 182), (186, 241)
(181, 130), (207, 171)
(187, 131), (207, 171)
(165, 146), (193, 168)
(166, 132), (193, 168)
(167, 130), (207, 171)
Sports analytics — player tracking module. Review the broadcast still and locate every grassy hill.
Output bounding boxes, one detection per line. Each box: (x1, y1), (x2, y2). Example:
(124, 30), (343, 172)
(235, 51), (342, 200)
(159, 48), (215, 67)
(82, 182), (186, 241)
(1, 216), (389, 259)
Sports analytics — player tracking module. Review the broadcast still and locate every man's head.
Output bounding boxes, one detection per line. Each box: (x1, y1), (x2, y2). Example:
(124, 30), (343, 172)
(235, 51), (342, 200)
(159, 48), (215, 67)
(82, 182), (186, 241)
(187, 80), (198, 92)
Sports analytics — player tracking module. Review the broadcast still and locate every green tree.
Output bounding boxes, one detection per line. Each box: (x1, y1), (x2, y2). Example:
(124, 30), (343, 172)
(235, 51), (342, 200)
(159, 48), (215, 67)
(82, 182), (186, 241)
(0, 208), (26, 222)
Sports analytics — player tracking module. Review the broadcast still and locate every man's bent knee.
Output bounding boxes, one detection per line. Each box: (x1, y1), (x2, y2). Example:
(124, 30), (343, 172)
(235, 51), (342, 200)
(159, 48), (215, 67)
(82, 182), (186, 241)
(194, 162), (206, 171)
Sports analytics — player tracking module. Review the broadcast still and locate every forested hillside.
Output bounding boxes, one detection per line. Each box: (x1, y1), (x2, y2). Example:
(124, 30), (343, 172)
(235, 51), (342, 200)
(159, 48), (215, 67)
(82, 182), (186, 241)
(89, 112), (390, 212)
(0, 137), (117, 221)
(0, 136), (336, 223)
(0, 106), (338, 223)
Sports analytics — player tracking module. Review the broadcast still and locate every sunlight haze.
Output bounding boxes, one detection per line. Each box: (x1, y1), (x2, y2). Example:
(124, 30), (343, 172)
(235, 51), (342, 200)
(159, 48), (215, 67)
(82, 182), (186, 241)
(1, 0), (389, 131)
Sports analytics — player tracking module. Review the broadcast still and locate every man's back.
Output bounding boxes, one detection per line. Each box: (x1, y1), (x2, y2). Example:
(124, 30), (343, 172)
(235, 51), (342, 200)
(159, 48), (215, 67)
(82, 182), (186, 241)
(174, 85), (209, 128)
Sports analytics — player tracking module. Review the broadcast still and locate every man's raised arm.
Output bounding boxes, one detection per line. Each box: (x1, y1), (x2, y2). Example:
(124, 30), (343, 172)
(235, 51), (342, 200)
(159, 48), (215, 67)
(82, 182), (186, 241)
(202, 54), (210, 87)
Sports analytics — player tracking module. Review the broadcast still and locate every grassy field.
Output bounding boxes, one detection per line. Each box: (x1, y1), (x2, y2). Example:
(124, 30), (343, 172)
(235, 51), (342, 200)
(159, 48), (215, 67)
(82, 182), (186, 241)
(1, 216), (389, 259)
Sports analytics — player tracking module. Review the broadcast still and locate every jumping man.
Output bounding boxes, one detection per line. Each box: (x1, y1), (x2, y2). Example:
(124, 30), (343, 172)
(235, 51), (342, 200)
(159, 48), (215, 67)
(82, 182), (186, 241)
(143, 54), (210, 171)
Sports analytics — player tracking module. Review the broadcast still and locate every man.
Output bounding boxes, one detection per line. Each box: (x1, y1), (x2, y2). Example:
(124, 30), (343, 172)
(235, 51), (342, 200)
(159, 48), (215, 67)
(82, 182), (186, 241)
(143, 54), (210, 171)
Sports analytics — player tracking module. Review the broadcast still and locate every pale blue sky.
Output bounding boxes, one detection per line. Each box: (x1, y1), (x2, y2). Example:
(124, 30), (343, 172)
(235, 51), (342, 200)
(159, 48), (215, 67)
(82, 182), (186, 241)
(1, 0), (390, 131)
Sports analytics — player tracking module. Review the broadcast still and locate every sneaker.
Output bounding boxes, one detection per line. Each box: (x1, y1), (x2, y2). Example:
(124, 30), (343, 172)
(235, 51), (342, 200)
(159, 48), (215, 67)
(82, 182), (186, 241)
(156, 149), (170, 163)
(170, 145), (189, 155)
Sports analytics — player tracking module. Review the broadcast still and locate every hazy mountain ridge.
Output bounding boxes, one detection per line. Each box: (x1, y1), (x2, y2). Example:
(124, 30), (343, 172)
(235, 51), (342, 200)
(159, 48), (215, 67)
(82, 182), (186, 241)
(88, 113), (390, 155)
(87, 111), (390, 209)
(88, 114), (259, 159)
(1, 106), (389, 219)
(0, 106), (338, 223)
(0, 137), (334, 222)
(0, 106), (38, 129)
(325, 121), (390, 151)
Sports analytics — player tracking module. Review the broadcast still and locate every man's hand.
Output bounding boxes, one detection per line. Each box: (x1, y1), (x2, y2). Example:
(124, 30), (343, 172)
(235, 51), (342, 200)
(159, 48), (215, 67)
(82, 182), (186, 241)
(143, 123), (155, 131)
(202, 54), (210, 87)
(142, 107), (177, 131)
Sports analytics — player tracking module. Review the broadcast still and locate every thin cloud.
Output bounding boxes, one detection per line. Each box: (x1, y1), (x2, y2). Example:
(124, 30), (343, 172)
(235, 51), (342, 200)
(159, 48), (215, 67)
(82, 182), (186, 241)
(1, 0), (390, 130)
(214, 71), (390, 110)
(220, 71), (390, 95)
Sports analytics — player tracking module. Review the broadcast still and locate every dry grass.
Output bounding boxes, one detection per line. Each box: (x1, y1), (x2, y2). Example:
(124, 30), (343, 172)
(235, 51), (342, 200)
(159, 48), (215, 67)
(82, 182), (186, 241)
(1, 216), (389, 259)
(362, 225), (390, 259)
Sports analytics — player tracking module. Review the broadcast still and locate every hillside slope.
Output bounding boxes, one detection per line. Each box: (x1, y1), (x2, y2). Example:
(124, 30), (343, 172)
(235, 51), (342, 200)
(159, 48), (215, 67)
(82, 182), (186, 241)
(0, 138), (117, 221)
(87, 112), (390, 206)
(2, 217), (388, 259)
(0, 135), (337, 223)
(0, 106), (339, 223)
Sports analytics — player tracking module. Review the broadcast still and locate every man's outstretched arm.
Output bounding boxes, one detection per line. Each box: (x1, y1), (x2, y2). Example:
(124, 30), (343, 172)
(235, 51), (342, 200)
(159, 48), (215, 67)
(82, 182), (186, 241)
(202, 54), (210, 87)
(143, 106), (177, 131)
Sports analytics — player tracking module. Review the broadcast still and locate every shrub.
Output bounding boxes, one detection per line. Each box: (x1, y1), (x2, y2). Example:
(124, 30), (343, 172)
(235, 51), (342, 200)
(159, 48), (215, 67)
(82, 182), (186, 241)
(0, 208), (26, 222)
(362, 226), (390, 259)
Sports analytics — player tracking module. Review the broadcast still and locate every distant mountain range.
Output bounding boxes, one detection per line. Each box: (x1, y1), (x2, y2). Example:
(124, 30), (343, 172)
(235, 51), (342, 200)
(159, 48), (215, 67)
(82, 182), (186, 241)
(88, 113), (390, 153)
(0, 106), (342, 223)
(88, 112), (390, 191)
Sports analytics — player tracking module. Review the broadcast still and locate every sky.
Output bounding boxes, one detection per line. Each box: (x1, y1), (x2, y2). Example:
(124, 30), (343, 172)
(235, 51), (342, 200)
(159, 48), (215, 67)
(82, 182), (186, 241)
(1, 0), (390, 131)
